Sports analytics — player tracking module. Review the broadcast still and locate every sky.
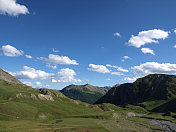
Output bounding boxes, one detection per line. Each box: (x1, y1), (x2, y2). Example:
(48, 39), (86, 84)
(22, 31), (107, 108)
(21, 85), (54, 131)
(1, 0), (176, 90)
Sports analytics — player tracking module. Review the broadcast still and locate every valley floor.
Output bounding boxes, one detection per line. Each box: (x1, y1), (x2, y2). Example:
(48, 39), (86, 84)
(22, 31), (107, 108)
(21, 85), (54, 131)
(1, 113), (175, 132)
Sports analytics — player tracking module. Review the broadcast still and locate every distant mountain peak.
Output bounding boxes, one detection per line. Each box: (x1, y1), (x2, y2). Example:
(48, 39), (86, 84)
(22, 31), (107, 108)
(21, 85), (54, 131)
(60, 84), (108, 104)
(84, 83), (92, 86)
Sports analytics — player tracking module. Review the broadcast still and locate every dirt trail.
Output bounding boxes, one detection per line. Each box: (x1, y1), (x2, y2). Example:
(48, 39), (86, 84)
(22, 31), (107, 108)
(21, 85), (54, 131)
(136, 116), (176, 132)
(150, 119), (176, 132)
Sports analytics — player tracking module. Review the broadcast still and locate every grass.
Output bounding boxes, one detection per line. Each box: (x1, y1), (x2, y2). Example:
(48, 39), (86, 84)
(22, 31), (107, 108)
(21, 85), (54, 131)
(140, 100), (169, 111)
(0, 79), (175, 131)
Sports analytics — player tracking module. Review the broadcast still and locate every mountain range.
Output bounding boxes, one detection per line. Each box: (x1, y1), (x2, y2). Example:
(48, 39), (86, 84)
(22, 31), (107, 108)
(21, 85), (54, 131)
(0, 68), (176, 131)
(96, 74), (176, 113)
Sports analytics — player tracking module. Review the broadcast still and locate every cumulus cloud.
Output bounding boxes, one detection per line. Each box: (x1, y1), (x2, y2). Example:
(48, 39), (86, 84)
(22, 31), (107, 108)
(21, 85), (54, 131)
(38, 54), (78, 65)
(0, 0), (29, 16)
(88, 64), (111, 74)
(34, 82), (42, 88)
(25, 55), (32, 59)
(106, 64), (128, 72)
(1, 45), (24, 57)
(173, 45), (176, 48)
(128, 29), (169, 48)
(89, 64), (124, 76)
(123, 56), (131, 59)
(114, 32), (121, 37)
(52, 68), (81, 83)
(46, 64), (57, 69)
(23, 81), (50, 88)
(141, 48), (155, 55)
(121, 56), (131, 62)
(174, 29), (176, 34)
(117, 67), (129, 72)
(131, 62), (176, 76)
(11, 66), (55, 80)
(124, 77), (137, 82)
(106, 64), (117, 68)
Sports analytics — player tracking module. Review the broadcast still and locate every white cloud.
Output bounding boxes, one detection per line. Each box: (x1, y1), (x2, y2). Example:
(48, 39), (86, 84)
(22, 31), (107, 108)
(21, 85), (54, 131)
(88, 64), (111, 74)
(114, 32), (121, 37)
(23, 81), (32, 86)
(111, 72), (123, 76)
(174, 45), (176, 48)
(106, 78), (111, 81)
(23, 81), (50, 88)
(106, 64), (128, 72)
(52, 79), (57, 83)
(52, 48), (59, 53)
(46, 64), (57, 69)
(124, 77), (137, 83)
(122, 56), (131, 59)
(106, 64), (117, 68)
(128, 29), (169, 48)
(52, 68), (81, 83)
(141, 48), (155, 55)
(89, 64), (124, 75)
(11, 66), (55, 80)
(117, 67), (129, 72)
(174, 29), (176, 34)
(34, 82), (42, 88)
(1, 45), (24, 57)
(131, 62), (176, 76)
(25, 55), (32, 59)
(38, 54), (78, 65)
(0, 0), (29, 16)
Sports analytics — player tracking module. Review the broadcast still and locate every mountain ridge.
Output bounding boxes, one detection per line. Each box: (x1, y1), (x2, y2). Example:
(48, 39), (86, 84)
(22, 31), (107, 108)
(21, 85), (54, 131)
(60, 83), (108, 104)
(95, 74), (176, 112)
(0, 68), (22, 84)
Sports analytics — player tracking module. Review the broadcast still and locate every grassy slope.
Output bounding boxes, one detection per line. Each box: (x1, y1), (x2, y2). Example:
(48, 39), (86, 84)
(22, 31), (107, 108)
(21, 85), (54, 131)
(0, 79), (175, 131)
(0, 79), (107, 121)
(61, 84), (107, 104)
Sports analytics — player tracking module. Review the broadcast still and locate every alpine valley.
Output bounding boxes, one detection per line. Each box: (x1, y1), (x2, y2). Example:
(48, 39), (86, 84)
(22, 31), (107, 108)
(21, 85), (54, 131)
(0, 68), (176, 132)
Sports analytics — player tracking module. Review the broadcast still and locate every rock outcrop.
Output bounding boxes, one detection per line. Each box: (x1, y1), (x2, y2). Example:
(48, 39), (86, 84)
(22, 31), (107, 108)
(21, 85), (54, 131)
(0, 68), (22, 84)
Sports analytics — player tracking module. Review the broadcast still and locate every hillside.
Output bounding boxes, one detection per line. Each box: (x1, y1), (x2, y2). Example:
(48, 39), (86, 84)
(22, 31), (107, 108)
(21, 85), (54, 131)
(60, 84), (108, 104)
(0, 70), (176, 131)
(96, 74), (176, 112)
(0, 68), (22, 84)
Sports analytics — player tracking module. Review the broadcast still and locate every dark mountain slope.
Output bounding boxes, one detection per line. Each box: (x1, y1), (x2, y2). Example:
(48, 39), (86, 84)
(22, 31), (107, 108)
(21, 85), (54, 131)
(96, 74), (176, 111)
(151, 98), (176, 113)
(60, 84), (108, 104)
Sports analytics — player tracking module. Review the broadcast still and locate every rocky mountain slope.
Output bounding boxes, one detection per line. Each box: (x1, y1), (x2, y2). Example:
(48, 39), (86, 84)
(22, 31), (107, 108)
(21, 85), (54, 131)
(96, 74), (176, 112)
(0, 68), (22, 84)
(60, 84), (108, 104)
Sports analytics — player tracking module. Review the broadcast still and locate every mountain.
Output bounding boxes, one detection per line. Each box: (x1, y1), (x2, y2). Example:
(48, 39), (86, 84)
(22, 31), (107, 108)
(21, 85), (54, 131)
(0, 69), (176, 131)
(103, 86), (112, 90)
(96, 74), (176, 112)
(60, 84), (108, 104)
(0, 69), (108, 129)
(0, 68), (22, 84)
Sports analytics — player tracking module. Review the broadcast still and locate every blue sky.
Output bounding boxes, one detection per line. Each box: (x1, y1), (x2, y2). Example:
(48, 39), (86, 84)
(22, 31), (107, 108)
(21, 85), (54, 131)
(1, 0), (176, 89)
